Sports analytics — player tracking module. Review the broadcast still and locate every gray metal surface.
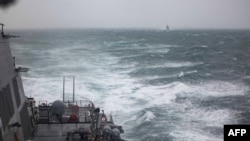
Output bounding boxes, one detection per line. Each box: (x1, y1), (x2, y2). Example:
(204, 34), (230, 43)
(12, 77), (21, 107)
(0, 36), (15, 88)
(33, 123), (90, 137)
(0, 29), (34, 141)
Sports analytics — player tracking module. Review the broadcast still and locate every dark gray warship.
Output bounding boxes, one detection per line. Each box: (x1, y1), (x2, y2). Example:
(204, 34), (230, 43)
(0, 24), (125, 141)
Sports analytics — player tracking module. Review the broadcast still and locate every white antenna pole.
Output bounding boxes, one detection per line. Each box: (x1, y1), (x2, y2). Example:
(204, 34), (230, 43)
(73, 76), (75, 103)
(63, 76), (65, 102)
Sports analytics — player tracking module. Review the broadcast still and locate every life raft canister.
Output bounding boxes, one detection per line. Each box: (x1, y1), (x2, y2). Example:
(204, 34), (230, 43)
(69, 114), (78, 122)
(102, 114), (107, 122)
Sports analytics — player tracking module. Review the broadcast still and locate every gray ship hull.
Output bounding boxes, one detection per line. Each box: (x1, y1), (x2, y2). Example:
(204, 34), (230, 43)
(0, 32), (34, 141)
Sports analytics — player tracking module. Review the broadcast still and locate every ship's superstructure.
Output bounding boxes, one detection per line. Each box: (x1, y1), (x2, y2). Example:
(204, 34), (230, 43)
(0, 23), (34, 141)
(0, 24), (125, 141)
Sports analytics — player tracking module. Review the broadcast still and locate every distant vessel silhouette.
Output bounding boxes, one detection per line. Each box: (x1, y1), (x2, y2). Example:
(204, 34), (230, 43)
(166, 25), (170, 31)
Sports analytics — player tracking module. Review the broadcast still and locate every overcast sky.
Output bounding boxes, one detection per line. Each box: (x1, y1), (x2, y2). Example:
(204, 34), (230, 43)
(1, 0), (250, 29)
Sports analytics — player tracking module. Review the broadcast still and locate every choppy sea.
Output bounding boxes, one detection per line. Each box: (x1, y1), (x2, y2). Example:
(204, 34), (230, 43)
(9, 29), (250, 141)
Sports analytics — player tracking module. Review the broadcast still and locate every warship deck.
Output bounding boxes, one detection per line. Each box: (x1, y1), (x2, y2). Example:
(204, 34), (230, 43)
(33, 123), (91, 141)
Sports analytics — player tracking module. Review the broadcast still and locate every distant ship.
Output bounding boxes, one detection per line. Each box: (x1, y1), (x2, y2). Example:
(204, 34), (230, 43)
(165, 25), (170, 31)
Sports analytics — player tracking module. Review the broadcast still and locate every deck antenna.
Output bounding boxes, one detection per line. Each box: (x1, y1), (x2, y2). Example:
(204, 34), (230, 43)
(63, 76), (65, 102)
(73, 76), (75, 103)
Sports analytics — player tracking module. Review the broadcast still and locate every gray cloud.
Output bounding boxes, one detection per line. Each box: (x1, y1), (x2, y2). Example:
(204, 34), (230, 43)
(0, 0), (16, 7)
(1, 0), (250, 29)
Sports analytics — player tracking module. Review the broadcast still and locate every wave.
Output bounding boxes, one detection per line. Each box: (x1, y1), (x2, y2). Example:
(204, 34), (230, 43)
(119, 80), (247, 140)
(138, 62), (203, 69)
(13, 29), (250, 141)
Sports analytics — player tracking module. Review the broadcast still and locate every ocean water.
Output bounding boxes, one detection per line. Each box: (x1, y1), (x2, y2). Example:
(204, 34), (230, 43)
(9, 29), (250, 141)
